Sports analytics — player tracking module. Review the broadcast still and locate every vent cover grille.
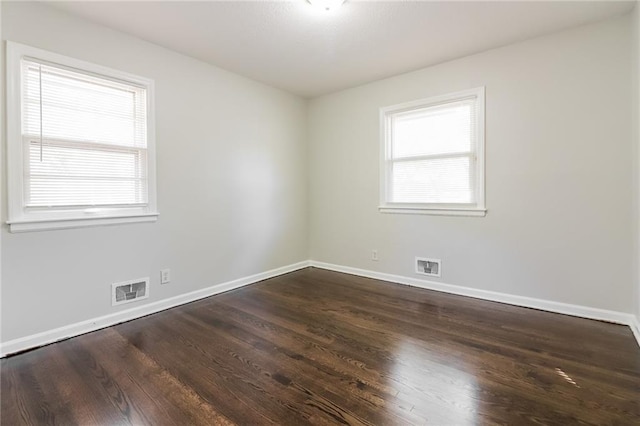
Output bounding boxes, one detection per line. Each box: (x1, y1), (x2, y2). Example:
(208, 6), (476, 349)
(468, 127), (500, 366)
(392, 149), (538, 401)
(416, 257), (441, 277)
(112, 278), (149, 306)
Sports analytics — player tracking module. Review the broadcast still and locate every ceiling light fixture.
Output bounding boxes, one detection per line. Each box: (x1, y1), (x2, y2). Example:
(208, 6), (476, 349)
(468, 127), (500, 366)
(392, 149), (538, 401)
(308, 0), (345, 12)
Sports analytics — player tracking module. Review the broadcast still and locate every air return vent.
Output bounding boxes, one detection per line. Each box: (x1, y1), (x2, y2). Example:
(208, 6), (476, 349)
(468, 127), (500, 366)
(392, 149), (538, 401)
(416, 257), (441, 277)
(111, 278), (149, 306)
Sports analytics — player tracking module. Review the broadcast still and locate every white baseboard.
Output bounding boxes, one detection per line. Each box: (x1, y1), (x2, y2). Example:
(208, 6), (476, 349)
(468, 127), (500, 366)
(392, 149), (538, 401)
(3, 259), (639, 357)
(0, 261), (310, 358)
(310, 261), (640, 347)
(630, 316), (640, 349)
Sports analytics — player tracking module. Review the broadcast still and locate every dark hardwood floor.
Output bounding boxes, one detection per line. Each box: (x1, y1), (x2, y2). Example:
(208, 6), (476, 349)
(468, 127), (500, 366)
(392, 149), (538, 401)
(2, 267), (639, 425)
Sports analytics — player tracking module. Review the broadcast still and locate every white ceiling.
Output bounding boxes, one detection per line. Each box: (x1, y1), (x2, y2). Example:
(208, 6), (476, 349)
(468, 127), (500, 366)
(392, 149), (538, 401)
(48, 0), (635, 98)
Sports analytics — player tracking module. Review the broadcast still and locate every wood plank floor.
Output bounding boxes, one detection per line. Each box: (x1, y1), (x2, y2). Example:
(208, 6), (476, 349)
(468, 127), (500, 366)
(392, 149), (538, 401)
(2, 267), (639, 425)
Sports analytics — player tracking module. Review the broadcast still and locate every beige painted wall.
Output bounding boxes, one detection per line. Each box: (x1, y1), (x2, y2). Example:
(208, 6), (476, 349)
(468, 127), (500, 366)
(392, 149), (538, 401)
(308, 15), (634, 313)
(633, 2), (640, 322)
(1, 2), (637, 347)
(1, 2), (308, 342)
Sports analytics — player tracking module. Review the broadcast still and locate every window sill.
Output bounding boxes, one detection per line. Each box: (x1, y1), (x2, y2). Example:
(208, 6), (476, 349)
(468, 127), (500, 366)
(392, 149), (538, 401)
(7, 213), (159, 233)
(378, 206), (486, 217)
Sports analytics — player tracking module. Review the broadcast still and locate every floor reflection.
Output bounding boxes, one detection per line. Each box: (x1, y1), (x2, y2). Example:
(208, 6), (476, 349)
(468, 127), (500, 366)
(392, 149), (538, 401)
(555, 367), (580, 388)
(387, 338), (479, 424)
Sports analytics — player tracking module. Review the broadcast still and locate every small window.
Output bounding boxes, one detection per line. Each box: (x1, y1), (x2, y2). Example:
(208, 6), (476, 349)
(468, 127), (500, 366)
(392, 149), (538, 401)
(379, 87), (486, 216)
(6, 42), (158, 232)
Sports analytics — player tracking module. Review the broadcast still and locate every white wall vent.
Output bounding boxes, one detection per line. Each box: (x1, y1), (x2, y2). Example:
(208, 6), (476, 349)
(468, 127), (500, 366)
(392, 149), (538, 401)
(111, 278), (149, 306)
(416, 257), (441, 277)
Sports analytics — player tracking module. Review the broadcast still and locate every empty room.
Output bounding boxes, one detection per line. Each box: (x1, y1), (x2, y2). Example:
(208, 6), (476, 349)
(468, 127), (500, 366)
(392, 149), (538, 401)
(1, 0), (639, 424)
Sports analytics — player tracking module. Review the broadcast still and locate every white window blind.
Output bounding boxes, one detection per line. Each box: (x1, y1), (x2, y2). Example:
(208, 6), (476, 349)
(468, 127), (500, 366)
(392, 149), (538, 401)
(390, 99), (475, 204)
(7, 42), (157, 232)
(22, 59), (149, 208)
(380, 88), (485, 216)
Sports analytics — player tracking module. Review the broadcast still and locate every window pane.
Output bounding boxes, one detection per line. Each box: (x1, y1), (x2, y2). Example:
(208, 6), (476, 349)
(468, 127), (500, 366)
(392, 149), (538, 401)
(391, 100), (473, 159)
(28, 178), (145, 207)
(27, 141), (147, 207)
(20, 58), (150, 210)
(22, 61), (147, 149)
(391, 157), (474, 204)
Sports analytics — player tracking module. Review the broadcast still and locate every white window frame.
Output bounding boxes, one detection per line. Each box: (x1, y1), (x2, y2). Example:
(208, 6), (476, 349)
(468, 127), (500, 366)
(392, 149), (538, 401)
(6, 41), (158, 232)
(379, 87), (486, 217)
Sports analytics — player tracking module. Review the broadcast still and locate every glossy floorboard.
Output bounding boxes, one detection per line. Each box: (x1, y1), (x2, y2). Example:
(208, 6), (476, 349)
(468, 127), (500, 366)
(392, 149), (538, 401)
(2, 267), (639, 425)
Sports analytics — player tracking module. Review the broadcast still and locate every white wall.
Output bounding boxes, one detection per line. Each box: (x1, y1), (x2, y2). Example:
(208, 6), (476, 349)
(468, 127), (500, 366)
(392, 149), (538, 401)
(2, 2), (637, 350)
(308, 16), (634, 313)
(633, 2), (640, 324)
(1, 2), (308, 342)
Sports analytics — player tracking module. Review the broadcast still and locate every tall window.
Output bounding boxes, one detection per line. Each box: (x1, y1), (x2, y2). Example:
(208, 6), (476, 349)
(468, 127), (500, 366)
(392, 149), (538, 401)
(7, 42), (157, 232)
(379, 87), (486, 216)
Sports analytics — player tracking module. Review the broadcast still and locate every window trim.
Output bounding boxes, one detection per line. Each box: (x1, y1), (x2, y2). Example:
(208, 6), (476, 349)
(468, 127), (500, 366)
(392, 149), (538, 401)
(6, 41), (158, 232)
(379, 87), (486, 217)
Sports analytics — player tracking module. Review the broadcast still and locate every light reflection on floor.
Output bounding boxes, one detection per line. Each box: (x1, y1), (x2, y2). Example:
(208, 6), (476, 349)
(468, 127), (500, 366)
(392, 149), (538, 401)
(387, 338), (479, 424)
(555, 367), (580, 388)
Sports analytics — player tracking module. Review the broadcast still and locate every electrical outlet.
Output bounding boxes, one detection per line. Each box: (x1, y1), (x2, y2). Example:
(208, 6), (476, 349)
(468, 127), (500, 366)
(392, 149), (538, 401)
(371, 250), (379, 261)
(160, 269), (171, 284)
